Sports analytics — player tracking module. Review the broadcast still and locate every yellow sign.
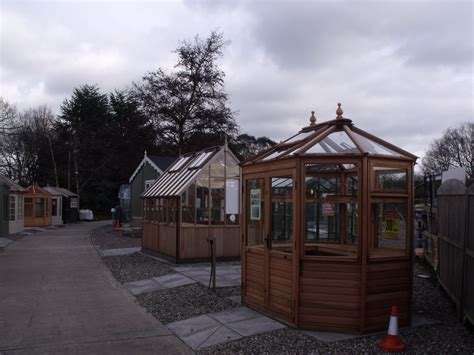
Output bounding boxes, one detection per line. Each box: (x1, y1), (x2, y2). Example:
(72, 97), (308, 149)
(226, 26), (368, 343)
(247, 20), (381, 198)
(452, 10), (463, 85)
(384, 211), (400, 239)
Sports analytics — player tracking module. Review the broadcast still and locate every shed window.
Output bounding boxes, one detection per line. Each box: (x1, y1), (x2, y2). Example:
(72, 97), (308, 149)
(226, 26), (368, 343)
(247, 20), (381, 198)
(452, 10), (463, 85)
(196, 176), (209, 225)
(304, 163), (359, 257)
(52, 198), (58, 216)
(246, 178), (265, 246)
(144, 179), (155, 191)
(25, 197), (33, 218)
(18, 196), (23, 220)
(370, 201), (407, 258)
(181, 184), (196, 224)
(211, 178), (225, 225)
(10, 196), (15, 221)
(271, 177), (293, 251)
(374, 167), (407, 191)
(35, 198), (45, 217)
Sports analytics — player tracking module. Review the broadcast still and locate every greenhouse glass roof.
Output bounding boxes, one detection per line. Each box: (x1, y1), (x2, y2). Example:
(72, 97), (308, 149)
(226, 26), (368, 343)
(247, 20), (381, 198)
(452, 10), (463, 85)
(243, 103), (417, 165)
(142, 145), (239, 198)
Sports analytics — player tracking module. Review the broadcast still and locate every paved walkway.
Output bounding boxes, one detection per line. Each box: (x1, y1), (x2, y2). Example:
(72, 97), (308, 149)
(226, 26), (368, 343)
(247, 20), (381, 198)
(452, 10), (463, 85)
(171, 264), (241, 288)
(0, 221), (191, 354)
(168, 307), (286, 350)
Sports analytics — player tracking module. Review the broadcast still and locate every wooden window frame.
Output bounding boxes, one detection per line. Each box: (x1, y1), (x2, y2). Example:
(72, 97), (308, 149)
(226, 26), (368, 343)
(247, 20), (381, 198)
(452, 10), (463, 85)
(301, 158), (362, 262)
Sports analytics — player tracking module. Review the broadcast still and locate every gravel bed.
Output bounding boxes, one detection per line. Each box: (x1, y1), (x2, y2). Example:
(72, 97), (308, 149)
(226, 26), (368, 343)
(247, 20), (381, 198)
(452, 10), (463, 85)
(136, 284), (241, 324)
(102, 252), (173, 283)
(97, 238), (473, 354)
(91, 225), (142, 250)
(199, 261), (474, 354)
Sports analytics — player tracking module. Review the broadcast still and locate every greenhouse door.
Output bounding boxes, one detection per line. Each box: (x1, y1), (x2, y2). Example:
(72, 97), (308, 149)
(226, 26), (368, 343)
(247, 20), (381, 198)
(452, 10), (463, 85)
(244, 170), (296, 324)
(265, 172), (296, 324)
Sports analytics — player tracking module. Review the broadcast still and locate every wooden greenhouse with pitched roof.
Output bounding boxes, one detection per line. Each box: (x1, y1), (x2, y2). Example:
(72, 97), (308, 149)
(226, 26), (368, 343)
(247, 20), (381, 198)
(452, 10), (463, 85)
(24, 184), (52, 227)
(141, 145), (241, 262)
(241, 104), (417, 334)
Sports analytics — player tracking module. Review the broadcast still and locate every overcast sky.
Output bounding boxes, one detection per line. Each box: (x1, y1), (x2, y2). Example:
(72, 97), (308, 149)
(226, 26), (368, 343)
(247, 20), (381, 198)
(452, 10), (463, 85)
(1, 0), (472, 161)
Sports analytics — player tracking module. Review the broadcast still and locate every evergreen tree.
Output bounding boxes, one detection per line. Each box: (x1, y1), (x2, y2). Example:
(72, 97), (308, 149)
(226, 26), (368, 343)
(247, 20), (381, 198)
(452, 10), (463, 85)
(134, 31), (237, 154)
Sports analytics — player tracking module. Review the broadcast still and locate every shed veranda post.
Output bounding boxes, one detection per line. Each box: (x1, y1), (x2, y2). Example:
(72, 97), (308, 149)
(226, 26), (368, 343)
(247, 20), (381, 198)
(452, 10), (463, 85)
(241, 104), (417, 334)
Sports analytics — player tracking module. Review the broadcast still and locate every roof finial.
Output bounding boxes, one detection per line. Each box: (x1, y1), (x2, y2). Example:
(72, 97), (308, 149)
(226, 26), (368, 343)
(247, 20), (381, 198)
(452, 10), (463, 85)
(336, 102), (343, 119)
(144, 150), (147, 157)
(309, 111), (317, 126)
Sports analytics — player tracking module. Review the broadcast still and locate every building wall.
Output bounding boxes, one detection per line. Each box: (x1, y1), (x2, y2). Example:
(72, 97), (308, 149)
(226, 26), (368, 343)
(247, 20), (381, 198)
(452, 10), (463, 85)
(130, 162), (161, 219)
(0, 184), (8, 238)
(9, 194), (24, 234)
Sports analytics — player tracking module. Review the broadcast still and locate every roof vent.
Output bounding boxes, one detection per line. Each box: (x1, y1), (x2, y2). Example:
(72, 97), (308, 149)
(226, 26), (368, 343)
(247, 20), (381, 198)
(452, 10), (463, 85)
(336, 103), (344, 119)
(309, 111), (317, 126)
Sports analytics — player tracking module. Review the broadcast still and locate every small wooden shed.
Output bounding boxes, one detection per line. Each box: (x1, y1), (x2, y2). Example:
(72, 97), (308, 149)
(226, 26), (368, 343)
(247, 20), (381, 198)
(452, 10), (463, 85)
(44, 186), (64, 225)
(141, 145), (240, 263)
(24, 184), (52, 227)
(0, 174), (26, 235)
(57, 188), (79, 223)
(129, 152), (176, 222)
(241, 104), (417, 334)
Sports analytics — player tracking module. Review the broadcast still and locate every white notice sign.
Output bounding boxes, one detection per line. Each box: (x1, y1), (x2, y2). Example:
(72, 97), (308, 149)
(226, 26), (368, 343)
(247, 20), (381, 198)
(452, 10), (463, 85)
(225, 179), (240, 214)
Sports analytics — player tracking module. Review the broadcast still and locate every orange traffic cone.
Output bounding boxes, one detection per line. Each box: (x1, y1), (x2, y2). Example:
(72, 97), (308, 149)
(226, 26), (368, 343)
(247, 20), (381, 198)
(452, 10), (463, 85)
(115, 220), (120, 231)
(378, 306), (406, 352)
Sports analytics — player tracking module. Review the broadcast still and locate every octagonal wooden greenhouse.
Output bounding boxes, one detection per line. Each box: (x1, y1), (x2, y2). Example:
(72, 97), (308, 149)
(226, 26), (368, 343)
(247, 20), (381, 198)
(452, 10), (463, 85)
(241, 104), (417, 333)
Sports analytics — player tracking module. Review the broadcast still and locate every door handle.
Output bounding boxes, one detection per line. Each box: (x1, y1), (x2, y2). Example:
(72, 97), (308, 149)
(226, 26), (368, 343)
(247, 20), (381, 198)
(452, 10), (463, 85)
(264, 234), (271, 249)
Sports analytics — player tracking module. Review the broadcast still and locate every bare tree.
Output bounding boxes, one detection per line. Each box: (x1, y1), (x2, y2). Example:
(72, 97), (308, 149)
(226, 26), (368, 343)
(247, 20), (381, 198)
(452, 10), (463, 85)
(422, 122), (473, 177)
(0, 97), (19, 136)
(22, 106), (59, 186)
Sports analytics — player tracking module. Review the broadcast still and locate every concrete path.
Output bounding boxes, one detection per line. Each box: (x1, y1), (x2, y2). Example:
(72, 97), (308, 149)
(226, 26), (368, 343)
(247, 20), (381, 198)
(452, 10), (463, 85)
(0, 221), (191, 354)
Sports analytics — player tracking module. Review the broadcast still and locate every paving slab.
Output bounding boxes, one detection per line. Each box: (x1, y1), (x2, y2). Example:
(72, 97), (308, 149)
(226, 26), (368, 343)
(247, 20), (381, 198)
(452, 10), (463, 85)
(226, 315), (287, 337)
(227, 296), (242, 304)
(173, 264), (241, 288)
(102, 247), (141, 256)
(153, 273), (197, 288)
(208, 307), (261, 324)
(167, 307), (285, 350)
(168, 314), (220, 338)
(0, 238), (13, 249)
(198, 326), (242, 349)
(125, 278), (164, 295)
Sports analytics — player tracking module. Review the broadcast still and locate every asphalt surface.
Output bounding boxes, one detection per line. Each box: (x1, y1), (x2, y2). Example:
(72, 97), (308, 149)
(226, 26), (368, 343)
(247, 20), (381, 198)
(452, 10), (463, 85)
(0, 221), (191, 355)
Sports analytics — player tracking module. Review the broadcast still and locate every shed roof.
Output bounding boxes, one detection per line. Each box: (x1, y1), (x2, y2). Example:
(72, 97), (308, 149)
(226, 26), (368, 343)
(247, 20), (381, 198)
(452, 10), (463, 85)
(242, 104), (417, 166)
(142, 145), (236, 198)
(25, 184), (53, 197)
(129, 152), (177, 183)
(0, 175), (26, 193)
(44, 186), (78, 197)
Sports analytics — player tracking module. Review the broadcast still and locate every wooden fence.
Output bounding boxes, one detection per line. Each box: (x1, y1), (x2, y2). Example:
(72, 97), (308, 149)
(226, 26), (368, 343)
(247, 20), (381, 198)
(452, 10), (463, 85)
(437, 179), (474, 324)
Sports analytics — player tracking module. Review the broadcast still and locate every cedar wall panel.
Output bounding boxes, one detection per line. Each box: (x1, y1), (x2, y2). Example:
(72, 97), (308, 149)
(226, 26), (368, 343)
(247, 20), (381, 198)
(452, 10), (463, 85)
(298, 261), (361, 332)
(180, 226), (240, 259)
(158, 224), (176, 257)
(143, 223), (158, 252)
(244, 249), (265, 310)
(269, 255), (293, 322)
(365, 260), (411, 331)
